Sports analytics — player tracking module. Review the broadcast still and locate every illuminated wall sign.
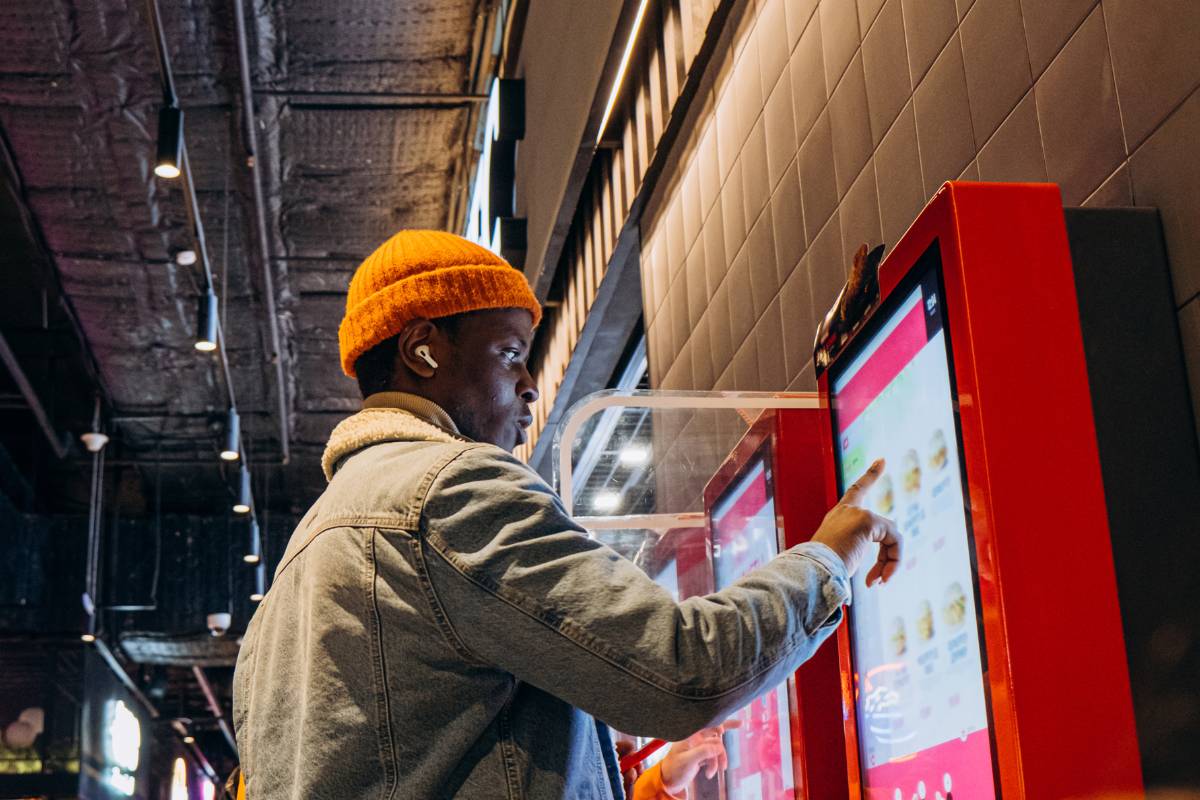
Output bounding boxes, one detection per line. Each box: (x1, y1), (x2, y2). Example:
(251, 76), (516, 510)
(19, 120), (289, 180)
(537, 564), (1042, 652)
(104, 700), (140, 796)
(170, 757), (189, 800)
(464, 78), (527, 267)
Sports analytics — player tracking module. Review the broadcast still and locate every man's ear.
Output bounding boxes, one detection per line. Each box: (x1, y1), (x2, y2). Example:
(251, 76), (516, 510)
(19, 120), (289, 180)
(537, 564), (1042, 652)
(394, 319), (439, 380)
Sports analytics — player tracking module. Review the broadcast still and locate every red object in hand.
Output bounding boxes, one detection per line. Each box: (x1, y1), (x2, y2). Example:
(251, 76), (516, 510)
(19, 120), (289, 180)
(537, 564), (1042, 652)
(619, 739), (666, 774)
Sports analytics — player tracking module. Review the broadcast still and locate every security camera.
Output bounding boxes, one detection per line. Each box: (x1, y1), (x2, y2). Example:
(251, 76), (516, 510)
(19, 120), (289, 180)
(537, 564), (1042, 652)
(206, 612), (231, 637)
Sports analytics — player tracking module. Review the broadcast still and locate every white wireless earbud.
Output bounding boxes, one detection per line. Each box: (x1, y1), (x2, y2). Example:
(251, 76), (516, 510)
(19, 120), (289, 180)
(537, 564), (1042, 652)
(415, 345), (439, 370)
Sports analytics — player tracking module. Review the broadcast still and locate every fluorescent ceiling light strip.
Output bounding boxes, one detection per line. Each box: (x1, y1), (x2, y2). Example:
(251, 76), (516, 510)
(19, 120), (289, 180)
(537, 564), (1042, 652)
(595, 0), (651, 146)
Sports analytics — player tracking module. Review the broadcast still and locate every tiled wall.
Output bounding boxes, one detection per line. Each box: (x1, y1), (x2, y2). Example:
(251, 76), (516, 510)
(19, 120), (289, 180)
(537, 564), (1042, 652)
(640, 0), (1200, 435)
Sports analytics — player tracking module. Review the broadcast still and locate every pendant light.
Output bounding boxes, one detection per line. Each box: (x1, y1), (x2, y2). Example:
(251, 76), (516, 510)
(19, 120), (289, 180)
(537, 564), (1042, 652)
(154, 105), (183, 179)
(195, 288), (218, 352)
(243, 517), (261, 564)
(220, 407), (240, 462)
(233, 465), (252, 515)
(250, 562), (266, 602)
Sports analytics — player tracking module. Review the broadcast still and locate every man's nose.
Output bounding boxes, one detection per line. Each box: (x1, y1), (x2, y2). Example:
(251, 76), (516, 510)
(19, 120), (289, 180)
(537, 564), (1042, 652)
(519, 366), (539, 403)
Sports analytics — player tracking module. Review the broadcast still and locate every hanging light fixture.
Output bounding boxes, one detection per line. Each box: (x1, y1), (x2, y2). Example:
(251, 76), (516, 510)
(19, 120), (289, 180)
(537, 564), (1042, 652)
(250, 562), (266, 602)
(220, 407), (241, 462)
(243, 517), (261, 564)
(233, 465), (252, 514)
(154, 105), (183, 179)
(195, 288), (218, 352)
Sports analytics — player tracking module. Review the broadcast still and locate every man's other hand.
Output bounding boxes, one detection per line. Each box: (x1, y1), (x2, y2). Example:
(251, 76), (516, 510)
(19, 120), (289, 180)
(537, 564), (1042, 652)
(659, 720), (741, 793)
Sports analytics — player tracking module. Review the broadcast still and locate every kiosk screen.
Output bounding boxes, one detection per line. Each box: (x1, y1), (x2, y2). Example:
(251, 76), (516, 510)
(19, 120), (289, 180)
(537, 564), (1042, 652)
(829, 251), (998, 798)
(709, 454), (797, 800)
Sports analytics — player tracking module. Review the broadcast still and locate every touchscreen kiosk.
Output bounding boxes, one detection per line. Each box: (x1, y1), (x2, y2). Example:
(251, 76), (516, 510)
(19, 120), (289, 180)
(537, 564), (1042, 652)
(708, 449), (797, 800)
(817, 181), (1143, 799)
(829, 252), (997, 796)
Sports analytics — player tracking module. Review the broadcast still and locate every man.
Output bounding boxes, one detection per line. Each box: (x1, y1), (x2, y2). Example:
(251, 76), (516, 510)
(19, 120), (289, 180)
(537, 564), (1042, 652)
(233, 230), (901, 799)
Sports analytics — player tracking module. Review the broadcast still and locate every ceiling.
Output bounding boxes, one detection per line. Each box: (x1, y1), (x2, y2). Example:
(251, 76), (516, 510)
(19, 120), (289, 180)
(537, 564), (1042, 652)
(0, 0), (500, 515)
(0, 0), (502, 770)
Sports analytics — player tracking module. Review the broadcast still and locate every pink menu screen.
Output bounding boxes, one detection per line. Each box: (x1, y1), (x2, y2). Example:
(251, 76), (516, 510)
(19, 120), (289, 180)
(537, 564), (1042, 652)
(709, 457), (797, 800)
(829, 259), (999, 799)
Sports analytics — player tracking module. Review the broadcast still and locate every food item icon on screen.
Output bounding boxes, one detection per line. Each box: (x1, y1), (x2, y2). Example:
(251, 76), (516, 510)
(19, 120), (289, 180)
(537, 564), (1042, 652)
(928, 429), (949, 472)
(902, 449), (922, 495)
(916, 600), (935, 641)
(889, 616), (907, 656)
(875, 474), (895, 515)
(942, 582), (967, 628)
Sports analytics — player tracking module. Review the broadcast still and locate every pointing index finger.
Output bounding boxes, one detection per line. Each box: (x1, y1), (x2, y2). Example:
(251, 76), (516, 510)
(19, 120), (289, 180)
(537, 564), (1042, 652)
(841, 458), (885, 507)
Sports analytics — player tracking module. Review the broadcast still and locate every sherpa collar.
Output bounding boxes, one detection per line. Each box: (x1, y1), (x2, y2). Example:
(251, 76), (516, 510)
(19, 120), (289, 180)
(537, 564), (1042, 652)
(362, 391), (461, 435)
(321, 396), (469, 481)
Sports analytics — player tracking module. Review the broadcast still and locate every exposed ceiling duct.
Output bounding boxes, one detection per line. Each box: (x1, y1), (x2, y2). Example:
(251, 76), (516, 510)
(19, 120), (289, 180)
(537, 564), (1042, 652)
(0, 0), (507, 771)
(0, 0), (503, 514)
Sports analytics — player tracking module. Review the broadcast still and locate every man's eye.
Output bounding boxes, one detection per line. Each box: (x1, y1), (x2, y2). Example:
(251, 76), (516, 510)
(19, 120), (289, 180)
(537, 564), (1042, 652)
(501, 349), (521, 363)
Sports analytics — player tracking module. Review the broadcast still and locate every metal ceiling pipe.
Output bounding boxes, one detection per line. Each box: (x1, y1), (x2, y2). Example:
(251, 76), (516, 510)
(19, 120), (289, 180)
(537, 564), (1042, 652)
(0, 329), (69, 459)
(192, 665), (238, 752)
(83, 396), (105, 634)
(232, 0), (291, 465)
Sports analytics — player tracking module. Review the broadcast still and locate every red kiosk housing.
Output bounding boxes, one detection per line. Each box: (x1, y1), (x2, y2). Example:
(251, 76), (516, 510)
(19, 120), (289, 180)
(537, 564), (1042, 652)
(815, 182), (1142, 798)
(639, 182), (1145, 798)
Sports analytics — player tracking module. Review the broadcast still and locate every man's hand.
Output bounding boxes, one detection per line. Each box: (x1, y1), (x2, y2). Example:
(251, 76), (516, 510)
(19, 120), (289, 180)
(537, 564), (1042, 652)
(659, 721), (741, 793)
(811, 459), (903, 586)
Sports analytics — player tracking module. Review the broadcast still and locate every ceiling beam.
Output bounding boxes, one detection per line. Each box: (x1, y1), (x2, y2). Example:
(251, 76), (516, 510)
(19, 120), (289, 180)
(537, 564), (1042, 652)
(252, 89), (489, 109)
(233, 0), (293, 466)
(0, 329), (69, 459)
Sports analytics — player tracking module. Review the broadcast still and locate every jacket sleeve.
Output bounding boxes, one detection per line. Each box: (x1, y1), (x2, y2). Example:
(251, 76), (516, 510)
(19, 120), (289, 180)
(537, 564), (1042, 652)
(418, 445), (850, 741)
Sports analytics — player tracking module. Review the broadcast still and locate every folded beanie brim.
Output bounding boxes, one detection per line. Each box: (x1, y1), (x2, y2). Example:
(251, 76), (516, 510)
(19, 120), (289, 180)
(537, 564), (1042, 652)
(339, 263), (543, 377)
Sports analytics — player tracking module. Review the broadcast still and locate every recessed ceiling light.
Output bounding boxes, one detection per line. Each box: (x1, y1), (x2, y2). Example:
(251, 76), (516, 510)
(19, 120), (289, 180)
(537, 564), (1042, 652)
(592, 491), (621, 513)
(618, 445), (649, 466)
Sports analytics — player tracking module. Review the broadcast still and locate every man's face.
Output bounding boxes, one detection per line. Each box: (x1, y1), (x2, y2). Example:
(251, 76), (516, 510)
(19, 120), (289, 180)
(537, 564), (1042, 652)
(437, 308), (538, 452)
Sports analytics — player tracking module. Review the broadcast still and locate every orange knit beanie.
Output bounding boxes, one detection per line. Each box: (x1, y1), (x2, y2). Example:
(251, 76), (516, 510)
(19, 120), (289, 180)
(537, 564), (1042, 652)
(338, 230), (542, 377)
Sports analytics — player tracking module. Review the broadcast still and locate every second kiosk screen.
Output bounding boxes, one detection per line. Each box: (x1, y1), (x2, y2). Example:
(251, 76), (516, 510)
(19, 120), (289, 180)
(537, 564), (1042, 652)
(709, 456), (797, 800)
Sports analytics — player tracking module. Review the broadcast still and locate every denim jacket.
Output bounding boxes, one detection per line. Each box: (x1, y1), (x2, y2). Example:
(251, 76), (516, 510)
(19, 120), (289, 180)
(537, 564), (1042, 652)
(233, 393), (850, 799)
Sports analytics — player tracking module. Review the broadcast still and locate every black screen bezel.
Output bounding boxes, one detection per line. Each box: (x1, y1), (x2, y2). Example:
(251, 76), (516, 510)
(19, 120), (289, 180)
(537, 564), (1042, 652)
(826, 241), (1002, 795)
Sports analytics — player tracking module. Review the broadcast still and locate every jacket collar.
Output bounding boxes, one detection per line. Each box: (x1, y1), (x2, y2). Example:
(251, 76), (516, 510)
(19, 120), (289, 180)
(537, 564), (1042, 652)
(362, 391), (461, 435)
(322, 393), (468, 481)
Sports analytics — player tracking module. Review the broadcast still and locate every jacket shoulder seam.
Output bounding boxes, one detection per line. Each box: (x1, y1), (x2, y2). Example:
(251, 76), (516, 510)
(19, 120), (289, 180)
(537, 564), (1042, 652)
(272, 516), (420, 581)
(409, 442), (491, 522)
